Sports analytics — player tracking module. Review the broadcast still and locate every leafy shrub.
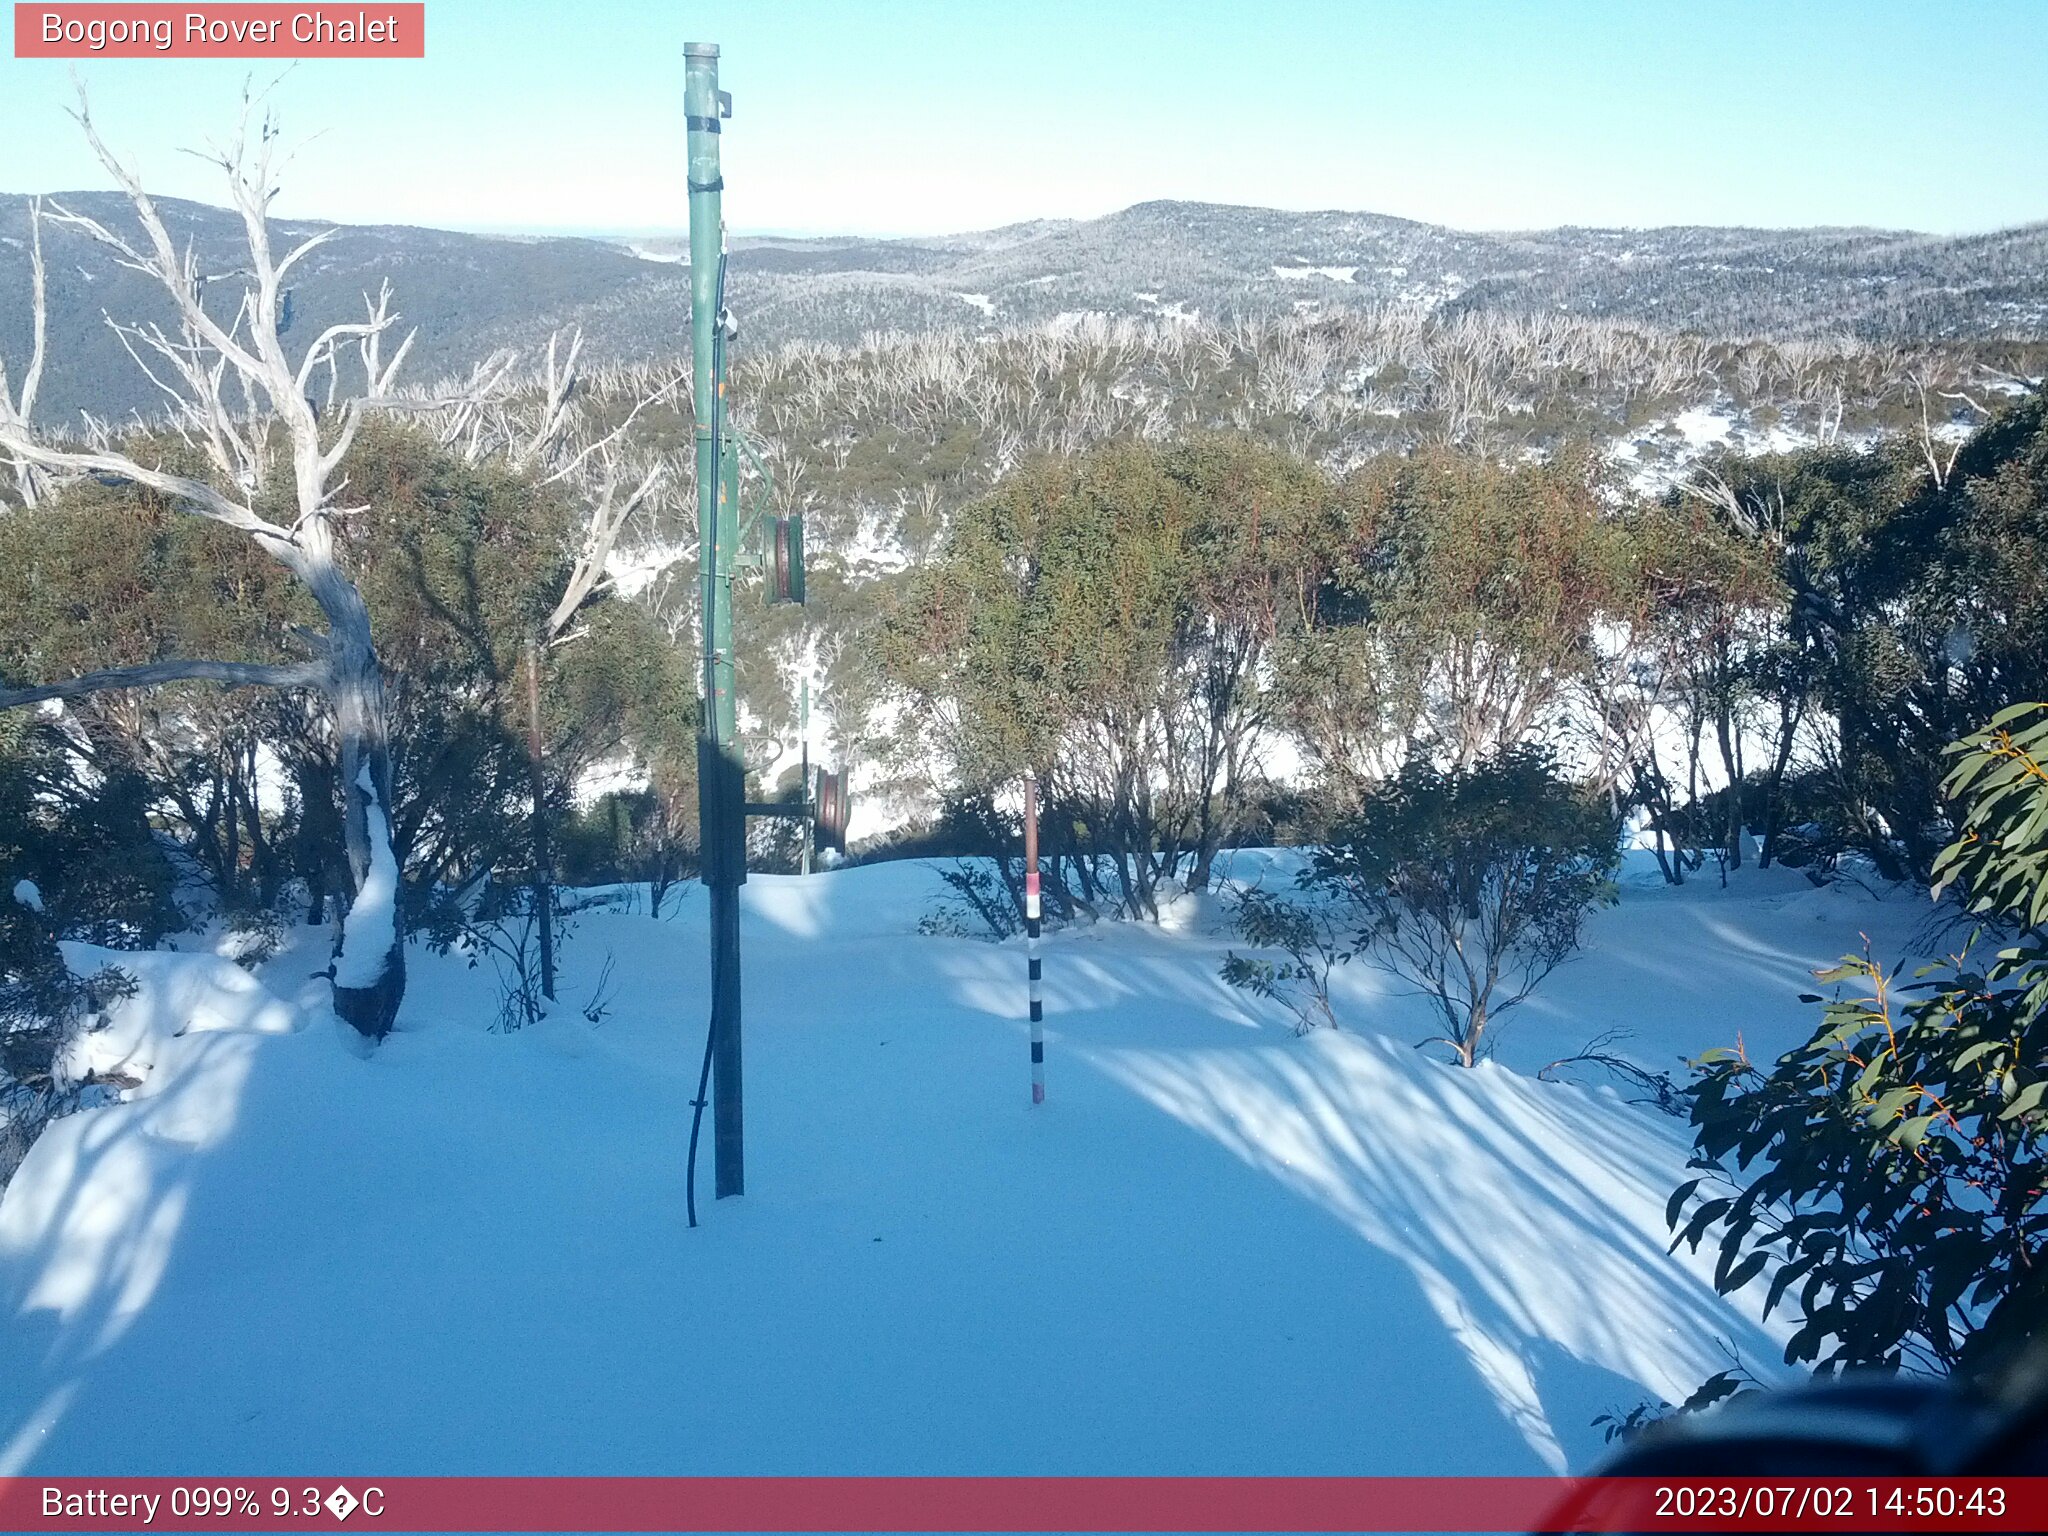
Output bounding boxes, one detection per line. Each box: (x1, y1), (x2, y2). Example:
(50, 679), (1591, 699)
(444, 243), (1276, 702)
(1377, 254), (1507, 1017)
(1305, 747), (1620, 1066)
(1220, 884), (1347, 1034)
(219, 904), (288, 970)
(415, 876), (572, 1033)
(919, 861), (1021, 942)
(1594, 1358), (1764, 1445)
(3, 718), (177, 1184)
(1, 958), (136, 1189)
(1669, 704), (2048, 1378)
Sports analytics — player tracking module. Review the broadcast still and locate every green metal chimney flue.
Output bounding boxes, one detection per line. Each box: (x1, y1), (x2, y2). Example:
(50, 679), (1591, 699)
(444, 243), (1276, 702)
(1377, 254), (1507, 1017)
(685, 40), (745, 1203)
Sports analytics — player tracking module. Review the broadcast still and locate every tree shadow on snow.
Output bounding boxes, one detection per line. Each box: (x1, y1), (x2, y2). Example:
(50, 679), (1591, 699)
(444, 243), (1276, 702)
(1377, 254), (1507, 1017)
(0, 954), (297, 1472)
(934, 934), (1789, 1473)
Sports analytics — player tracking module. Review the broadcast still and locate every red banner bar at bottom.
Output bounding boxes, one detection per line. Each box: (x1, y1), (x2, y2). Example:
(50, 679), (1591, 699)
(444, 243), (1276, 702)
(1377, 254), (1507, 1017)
(0, 1477), (2043, 1533)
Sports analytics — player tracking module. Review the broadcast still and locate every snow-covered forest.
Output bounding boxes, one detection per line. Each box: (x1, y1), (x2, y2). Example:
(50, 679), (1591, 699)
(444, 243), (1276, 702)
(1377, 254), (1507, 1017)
(2, 66), (2045, 1497)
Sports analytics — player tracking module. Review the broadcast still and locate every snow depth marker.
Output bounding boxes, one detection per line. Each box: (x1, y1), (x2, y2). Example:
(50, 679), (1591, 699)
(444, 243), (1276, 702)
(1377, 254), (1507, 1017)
(1025, 772), (1044, 1105)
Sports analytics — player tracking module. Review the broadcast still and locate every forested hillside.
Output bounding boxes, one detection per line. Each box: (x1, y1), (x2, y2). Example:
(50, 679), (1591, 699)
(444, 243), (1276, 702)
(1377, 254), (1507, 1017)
(5, 190), (2046, 420)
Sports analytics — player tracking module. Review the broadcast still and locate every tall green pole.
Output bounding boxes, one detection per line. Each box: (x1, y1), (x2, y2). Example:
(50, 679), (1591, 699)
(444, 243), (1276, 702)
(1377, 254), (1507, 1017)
(686, 40), (744, 1200)
(687, 43), (731, 749)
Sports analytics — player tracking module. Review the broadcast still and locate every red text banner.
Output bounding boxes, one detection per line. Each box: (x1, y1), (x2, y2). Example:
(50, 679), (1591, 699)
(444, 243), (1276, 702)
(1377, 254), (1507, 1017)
(14, 5), (425, 58)
(0, 1476), (2043, 1532)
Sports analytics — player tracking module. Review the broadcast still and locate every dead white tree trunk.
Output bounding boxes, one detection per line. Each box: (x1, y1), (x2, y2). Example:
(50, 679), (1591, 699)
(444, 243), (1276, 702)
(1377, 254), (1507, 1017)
(0, 198), (49, 508)
(0, 89), (417, 1039)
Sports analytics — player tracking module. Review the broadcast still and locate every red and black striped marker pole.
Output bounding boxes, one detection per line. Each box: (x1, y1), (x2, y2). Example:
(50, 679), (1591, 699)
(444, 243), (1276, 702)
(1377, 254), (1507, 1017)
(1024, 772), (1044, 1105)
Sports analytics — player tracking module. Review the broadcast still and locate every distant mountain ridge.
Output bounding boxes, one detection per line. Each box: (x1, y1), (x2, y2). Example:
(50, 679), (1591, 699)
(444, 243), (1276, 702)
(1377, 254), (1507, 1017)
(2, 192), (2043, 422)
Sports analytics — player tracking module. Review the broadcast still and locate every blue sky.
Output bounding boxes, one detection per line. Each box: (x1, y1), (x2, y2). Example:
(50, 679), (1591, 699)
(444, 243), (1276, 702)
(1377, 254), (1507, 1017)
(2, 1), (2042, 237)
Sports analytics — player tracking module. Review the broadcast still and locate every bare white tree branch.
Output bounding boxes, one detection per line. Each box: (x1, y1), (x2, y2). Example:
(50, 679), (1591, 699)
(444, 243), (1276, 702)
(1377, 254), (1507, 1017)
(0, 658), (325, 710)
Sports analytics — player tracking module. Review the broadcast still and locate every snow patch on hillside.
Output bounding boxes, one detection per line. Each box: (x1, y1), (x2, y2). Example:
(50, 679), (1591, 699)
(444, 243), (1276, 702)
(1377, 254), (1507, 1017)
(1672, 406), (1735, 448)
(842, 506), (914, 574)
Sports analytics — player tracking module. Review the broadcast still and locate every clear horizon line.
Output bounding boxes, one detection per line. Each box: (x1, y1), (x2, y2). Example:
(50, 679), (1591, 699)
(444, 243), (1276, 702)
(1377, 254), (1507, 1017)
(10, 190), (2047, 244)
(352, 199), (2048, 244)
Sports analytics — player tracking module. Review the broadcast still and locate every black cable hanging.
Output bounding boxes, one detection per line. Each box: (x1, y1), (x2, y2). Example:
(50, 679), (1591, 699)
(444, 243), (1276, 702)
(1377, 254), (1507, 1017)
(685, 246), (732, 1229)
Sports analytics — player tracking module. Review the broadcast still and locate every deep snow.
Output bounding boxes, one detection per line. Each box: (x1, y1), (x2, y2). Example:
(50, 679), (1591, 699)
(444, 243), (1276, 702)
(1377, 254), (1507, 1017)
(0, 853), (1934, 1478)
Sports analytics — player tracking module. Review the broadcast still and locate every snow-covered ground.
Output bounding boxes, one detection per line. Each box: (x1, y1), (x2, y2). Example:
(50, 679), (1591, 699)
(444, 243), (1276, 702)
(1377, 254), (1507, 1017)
(0, 853), (1931, 1477)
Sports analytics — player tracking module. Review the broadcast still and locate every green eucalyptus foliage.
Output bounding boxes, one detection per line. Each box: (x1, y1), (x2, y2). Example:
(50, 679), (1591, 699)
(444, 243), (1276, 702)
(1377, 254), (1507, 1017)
(1304, 746), (1620, 1066)
(1933, 703), (2048, 932)
(0, 442), (314, 906)
(1682, 393), (2048, 882)
(339, 423), (695, 901)
(0, 422), (694, 923)
(1276, 445), (1630, 814)
(1, 712), (165, 1183)
(1219, 883), (1347, 1035)
(882, 433), (1328, 917)
(1673, 705), (2048, 1378)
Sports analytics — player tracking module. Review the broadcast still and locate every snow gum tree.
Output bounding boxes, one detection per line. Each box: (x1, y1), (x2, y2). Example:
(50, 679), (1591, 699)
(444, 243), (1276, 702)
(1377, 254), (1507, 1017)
(881, 435), (1326, 918)
(0, 94), (420, 1037)
(0, 421), (695, 994)
(1667, 394), (2048, 884)
(1598, 499), (1787, 882)
(1219, 883), (1347, 1035)
(1277, 447), (1630, 808)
